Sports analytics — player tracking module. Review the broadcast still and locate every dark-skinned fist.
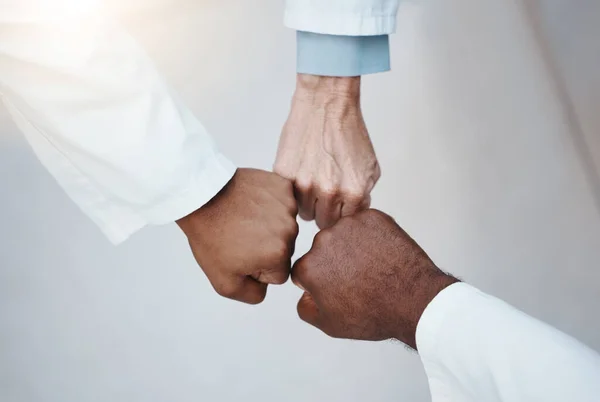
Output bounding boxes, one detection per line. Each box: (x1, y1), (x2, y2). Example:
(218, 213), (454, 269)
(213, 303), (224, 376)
(292, 209), (458, 348)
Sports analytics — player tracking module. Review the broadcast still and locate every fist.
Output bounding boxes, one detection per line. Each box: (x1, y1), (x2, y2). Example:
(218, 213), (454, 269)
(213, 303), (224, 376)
(291, 209), (457, 348)
(177, 168), (299, 304)
(274, 75), (380, 230)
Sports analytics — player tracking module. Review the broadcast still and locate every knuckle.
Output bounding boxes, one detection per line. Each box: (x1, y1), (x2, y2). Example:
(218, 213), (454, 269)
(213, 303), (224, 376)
(213, 281), (239, 299)
(360, 208), (377, 218)
(295, 174), (313, 193)
(321, 326), (339, 339)
(270, 271), (290, 285)
(257, 267), (289, 286)
(248, 297), (264, 306)
(340, 183), (366, 199)
(370, 208), (391, 220)
(363, 208), (392, 224)
(296, 303), (310, 323)
(273, 157), (298, 179)
(361, 195), (372, 209)
(335, 210), (366, 230)
(373, 163), (382, 182)
(282, 201), (299, 221)
(279, 175), (295, 194)
(256, 293), (267, 304)
(275, 186), (298, 217)
(272, 160), (289, 176)
(288, 198), (299, 216)
(314, 228), (334, 247)
(296, 294), (316, 318)
(287, 218), (300, 237)
(336, 213), (357, 228)
(271, 240), (290, 261)
(292, 255), (310, 282)
(314, 216), (327, 231)
(318, 183), (339, 197)
(298, 207), (315, 221)
(248, 288), (267, 305)
(342, 189), (366, 202)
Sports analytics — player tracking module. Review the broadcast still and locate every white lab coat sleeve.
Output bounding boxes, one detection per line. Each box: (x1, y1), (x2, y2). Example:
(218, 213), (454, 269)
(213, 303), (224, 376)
(0, 1), (236, 244)
(416, 282), (600, 402)
(284, 0), (400, 36)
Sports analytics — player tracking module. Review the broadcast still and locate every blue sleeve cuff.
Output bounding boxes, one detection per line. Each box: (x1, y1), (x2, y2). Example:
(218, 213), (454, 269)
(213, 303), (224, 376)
(296, 31), (390, 77)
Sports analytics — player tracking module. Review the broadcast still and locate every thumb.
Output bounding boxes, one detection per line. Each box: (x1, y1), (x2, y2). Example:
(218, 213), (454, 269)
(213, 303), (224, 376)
(251, 265), (290, 286)
(212, 274), (268, 305)
(273, 156), (296, 181)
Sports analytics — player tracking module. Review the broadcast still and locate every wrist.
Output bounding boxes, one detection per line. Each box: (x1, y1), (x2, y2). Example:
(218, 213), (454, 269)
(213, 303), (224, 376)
(395, 271), (459, 349)
(176, 170), (236, 238)
(176, 207), (205, 239)
(293, 74), (361, 107)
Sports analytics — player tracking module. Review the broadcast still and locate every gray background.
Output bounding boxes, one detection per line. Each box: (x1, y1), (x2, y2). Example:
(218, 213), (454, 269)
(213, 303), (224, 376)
(1, 1), (599, 401)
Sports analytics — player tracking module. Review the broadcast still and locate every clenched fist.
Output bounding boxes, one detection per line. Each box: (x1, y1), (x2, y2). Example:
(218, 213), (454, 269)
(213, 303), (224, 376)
(177, 168), (299, 304)
(274, 74), (380, 229)
(292, 209), (458, 348)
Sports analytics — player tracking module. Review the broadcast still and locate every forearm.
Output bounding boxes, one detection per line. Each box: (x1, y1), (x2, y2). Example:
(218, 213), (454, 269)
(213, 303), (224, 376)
(416, 283), (600, 402)
(0, 1), (235, 243)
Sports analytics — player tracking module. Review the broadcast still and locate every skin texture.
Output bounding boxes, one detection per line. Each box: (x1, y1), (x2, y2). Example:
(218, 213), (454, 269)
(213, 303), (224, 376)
(274, 74), (381, 230)
(177, 168), (299, 305)
(292, 209), (458, 349)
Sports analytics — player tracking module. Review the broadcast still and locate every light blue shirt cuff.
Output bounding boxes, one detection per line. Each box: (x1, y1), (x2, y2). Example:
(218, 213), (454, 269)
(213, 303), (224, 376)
(296, 31), (390, 77)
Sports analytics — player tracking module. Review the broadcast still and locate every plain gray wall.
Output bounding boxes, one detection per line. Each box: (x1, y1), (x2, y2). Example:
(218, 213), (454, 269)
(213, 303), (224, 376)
(1, 1), (599, 401)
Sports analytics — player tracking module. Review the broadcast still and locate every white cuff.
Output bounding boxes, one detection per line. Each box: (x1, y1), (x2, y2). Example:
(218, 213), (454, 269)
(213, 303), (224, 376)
(415, 282), (600, 402)
(95, 153), (236, 244)
(415, 282), (477, 400)
(416, 282), (477, 360)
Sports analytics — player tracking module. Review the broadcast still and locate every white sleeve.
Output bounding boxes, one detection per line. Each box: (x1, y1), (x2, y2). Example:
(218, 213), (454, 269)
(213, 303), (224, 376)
(416, 283), (600, 402)
(284, 0), (400, 36)
(0, 1), (236, 244)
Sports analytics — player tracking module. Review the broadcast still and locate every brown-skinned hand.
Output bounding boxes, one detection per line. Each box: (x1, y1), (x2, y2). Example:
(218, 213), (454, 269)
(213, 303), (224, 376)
(177, 168), (299, 305)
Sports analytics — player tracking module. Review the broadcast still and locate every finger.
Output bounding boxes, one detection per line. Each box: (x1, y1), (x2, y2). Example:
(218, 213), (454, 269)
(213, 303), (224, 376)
(272, 152), (296, 182)
(256, 228), (297, 284)
(315, 191), (342, 229)
(291, 253), (314, 293)
(340, 193), (368, 218)
(237, 276), (268, 304)
(287, 217), (300, 258)
(360, 194), (372, 210)
(212, 274), (268, 305)
(365, 170), (380, 195)
(253, 268), (289, 286)
(297, 292), (321, 328)
(250, 212), (298, 285)
(291, 274), (306, 291)
(294, 179), (316, 222)
(272, 204), (300, 258)
(252, 260), (290, 286)
(297, 190), (316, 221)
(275, 175), (299, 217)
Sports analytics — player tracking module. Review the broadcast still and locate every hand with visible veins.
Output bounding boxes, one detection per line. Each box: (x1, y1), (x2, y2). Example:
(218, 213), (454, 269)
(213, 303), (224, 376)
(291, 209), (458, 348)
(177, 168), (299, 305)
(274, 74), (380, 229)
